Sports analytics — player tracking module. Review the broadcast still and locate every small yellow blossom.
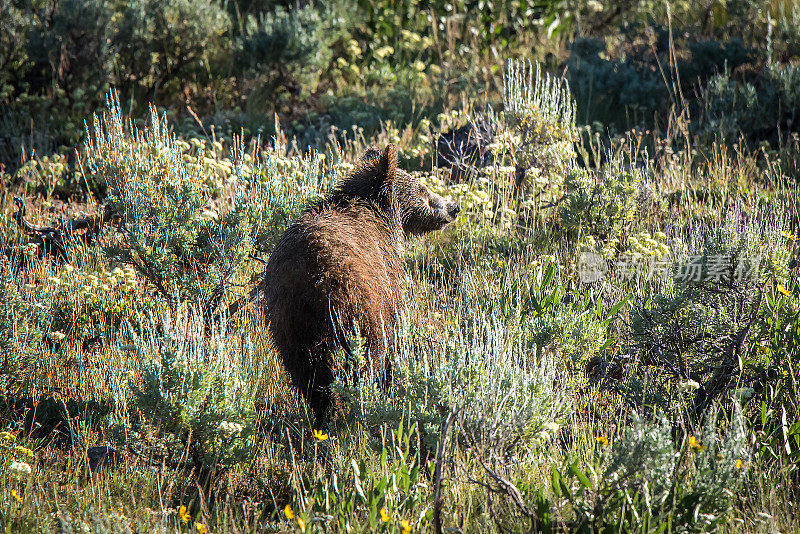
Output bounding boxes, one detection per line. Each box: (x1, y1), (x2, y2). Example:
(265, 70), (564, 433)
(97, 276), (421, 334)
(736, 459), (743, 469)
(14, 445), (34, 459)
(688, 435), (706, 451)
(374, 45), (394, 59)
(195, 523), (207, 533)
(284, 504), (294, 520)
(0, 431), (15, 441)
(312, 429), (328, 441)
(179, 505), (190, 524)
(12, 489), (22, 504)
(401, 519), (412, 534)
(777, 283), (791, 297)
(380, 507), (390, 522)
(781, 230), (797, 241)
(595, 436), (609, 445)
(297, 517), (306, 532)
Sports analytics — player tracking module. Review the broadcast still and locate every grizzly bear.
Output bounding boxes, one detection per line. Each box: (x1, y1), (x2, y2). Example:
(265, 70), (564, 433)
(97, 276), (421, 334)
(264, 144), (460, 426)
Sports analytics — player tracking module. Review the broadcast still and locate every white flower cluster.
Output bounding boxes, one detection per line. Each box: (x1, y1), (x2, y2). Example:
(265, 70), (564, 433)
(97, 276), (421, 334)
(535, 421), (562, 441)
(218, 421), (243, 434)
(79, 266), (137, 297)
(8, 460), (32, 478)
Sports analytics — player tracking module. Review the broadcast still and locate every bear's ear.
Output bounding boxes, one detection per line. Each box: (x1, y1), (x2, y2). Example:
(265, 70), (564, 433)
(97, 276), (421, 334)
(379, 144), (398, 184)
(335, 144), (399, 211)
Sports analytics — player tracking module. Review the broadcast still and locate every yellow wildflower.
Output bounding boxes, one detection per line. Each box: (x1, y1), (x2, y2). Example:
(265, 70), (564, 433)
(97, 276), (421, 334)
(12, 489), (22, 504)
(284, 504), (294, 520)
(297, 517), (306, 532)
(14, 445), (34, 459)
(688, 435), (706, 452)
(736, 459), (743, 469)
(401, 519), (412, 534)
(195, 523), (208, 533)
(312, 429), (328, 441)
(781, 230), (797, 241)
(179, 505), (190, 524)
(0, 431), (15, 441)
(380, 507), (390, 522)
(595, 436), (609, 445)
(777, 283), (791, 297)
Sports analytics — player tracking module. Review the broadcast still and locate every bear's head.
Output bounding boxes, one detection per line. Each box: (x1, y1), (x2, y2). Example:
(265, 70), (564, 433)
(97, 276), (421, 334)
(336, 144), (460, 236)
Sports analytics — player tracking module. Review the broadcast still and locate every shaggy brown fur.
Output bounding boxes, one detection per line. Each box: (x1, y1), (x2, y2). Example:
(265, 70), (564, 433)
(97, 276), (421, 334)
(264, 144), (460, 425)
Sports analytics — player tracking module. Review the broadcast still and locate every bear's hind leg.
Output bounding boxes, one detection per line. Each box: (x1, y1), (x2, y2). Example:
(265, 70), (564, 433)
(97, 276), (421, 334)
(280, 344), (335, 429)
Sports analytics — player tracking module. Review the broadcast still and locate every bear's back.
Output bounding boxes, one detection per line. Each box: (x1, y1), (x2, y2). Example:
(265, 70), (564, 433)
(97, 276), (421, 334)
(264, 201), (404, 352)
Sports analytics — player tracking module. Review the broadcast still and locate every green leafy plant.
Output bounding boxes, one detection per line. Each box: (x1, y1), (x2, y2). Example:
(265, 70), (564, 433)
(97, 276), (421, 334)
(300, 423), (431, 532)
(0, 257), (44, 394)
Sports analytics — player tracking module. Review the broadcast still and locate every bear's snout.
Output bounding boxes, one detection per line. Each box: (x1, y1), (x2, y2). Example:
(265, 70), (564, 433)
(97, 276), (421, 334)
(448, 203), (461, 218)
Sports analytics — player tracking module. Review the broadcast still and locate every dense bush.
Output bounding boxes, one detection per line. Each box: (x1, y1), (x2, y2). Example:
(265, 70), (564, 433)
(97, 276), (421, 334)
(566, 36), (667, 129)
(236, 5), (329, 91)
(113, 0), (231, 100)
(0, 0), (29, 101)
(695, 63), (800, 145)
(24, 0), (113, 104)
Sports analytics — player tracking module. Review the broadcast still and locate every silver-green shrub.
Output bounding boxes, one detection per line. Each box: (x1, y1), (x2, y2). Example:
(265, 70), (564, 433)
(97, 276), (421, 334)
(86, 92), (325, 314)
(129, 308), (259, 469)
(629, 208), (790, 419)
(558, 162), (643, 241)
(572, 405), (748, 531)
(336, 266), (572, 453)
(500, 59), (577, 201)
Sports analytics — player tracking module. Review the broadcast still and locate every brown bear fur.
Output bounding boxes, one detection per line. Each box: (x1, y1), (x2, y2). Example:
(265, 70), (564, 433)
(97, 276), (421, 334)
(263, 144), (460, 426)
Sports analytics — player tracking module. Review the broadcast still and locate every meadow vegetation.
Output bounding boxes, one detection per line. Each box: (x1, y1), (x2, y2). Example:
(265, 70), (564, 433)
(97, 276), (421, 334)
(1, 0), (799, 532)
